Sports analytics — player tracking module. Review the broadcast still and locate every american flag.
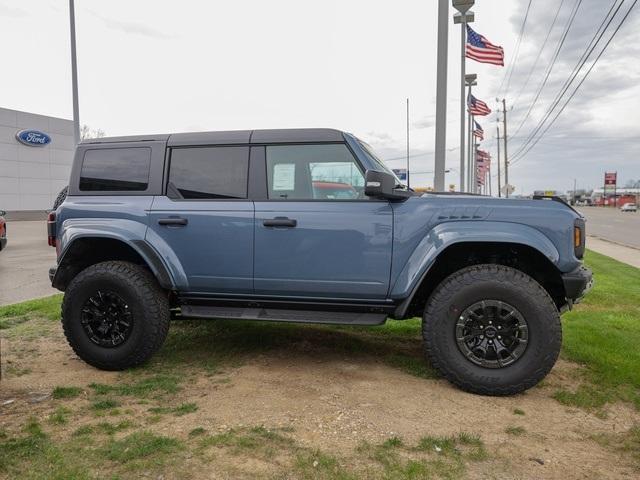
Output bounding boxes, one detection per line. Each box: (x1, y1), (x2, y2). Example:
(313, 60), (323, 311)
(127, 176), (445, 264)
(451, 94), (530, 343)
(476, 149), (490, 162)
(468, 94), (491, 116)
(473, 120), (484, 140)
(476, 150), (491, 160)
(466, 25), (504, 66)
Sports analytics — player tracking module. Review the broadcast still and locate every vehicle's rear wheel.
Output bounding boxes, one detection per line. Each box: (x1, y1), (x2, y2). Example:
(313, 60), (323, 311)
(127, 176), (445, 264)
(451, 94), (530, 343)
(422, 264), (561, 396)
(62, 261), (170, 370)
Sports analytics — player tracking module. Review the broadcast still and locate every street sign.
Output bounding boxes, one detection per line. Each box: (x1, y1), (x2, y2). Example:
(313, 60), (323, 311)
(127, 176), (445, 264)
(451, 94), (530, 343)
(501, 184), (515, 196)
(604, 172), (617, 186)
(392, 168), (408, 181)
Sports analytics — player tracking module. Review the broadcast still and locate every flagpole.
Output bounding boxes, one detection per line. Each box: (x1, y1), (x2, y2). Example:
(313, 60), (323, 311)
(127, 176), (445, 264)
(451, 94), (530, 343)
(464, 74), (476, 193)
(473, 126), (478, 193)
(433, 0), (449, 192)
(460, 23), (466, 193)
(496, 122), (502, 197)
(468, 112), (473, 193)
(453, 2), (474, 192)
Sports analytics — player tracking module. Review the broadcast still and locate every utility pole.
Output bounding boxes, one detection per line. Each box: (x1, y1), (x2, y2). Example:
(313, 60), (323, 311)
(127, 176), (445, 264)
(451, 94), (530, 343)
(453, 1), (475, 193)
(502, 98), (509, 198)
(496, 123), (502, 197)
(434, 0), (449, 192)
(69, 0), (80, 145)
(406, 98), (410, 188)
(573, 178), (577, 205)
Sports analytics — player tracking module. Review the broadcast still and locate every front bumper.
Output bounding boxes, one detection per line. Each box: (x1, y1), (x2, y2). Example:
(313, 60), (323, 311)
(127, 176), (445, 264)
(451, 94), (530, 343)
(562, 265), (593, 304)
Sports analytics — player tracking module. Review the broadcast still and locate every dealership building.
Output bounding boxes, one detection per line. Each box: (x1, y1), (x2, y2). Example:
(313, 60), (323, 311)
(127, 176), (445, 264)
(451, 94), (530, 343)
(0, 107), (74, 213)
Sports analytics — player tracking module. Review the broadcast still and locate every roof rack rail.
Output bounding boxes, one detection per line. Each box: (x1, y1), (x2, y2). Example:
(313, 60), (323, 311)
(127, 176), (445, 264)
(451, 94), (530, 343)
(532, 195), (568, 205)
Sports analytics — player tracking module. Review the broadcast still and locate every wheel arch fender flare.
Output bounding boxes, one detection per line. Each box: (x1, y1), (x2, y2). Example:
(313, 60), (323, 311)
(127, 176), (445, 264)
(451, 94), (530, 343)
(54, 220), (185, 290)
(391, 221), (560, 317)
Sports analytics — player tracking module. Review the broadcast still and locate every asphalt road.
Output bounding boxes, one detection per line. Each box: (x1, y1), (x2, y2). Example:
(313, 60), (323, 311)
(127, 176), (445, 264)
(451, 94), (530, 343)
(578, 207), (640, 250)
(0, 221), (58, 306)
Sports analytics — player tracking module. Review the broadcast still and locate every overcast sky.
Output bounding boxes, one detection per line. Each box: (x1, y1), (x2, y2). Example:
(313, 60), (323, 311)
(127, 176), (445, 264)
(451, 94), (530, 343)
(1, 0), (638, 194)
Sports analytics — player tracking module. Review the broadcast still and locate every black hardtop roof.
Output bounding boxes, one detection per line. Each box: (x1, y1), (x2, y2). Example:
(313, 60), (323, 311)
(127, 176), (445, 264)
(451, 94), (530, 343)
(79, 128), (346, 146)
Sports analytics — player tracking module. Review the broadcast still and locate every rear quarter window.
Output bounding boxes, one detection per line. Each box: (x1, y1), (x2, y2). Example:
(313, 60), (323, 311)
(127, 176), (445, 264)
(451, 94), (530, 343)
(79, 147), (151, 191)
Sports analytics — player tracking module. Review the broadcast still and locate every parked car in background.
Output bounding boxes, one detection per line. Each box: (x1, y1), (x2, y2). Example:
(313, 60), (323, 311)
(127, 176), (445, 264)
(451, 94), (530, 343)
(312, 181), (359, 199)
(48, 128), (592, 397)
(0, 210), (6, 251)
(621, 203), (637, 212)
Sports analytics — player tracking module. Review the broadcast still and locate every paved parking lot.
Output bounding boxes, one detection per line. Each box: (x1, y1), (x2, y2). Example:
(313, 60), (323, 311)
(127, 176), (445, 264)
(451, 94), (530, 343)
(0, 220), (57, 306)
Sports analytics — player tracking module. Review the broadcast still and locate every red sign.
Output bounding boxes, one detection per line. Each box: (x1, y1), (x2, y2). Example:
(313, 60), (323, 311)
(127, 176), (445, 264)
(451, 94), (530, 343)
(604, 172), (617, 186)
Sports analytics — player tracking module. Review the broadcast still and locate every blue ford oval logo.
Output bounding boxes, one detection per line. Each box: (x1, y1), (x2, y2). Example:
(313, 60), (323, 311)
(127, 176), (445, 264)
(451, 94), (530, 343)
(15, 129), (52, 147)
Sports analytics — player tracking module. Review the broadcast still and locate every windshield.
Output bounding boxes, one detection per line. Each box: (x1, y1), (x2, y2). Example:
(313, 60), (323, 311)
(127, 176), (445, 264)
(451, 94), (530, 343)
(357, 140), (405, 187)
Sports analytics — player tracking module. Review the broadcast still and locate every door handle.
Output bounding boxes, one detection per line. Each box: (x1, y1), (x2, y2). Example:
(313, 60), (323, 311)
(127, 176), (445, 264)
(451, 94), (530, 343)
(263, 217), (297, 228)
(158, 217), (188, 226)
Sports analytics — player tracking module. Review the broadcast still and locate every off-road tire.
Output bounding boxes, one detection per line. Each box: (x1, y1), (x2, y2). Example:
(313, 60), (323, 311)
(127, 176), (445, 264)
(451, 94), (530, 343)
(62, 261), (170, 370)
(423, 264), (562, 396)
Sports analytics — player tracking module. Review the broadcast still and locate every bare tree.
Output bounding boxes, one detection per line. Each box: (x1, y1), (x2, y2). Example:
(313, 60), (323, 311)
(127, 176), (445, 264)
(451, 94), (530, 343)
(80, 124), (106, 140)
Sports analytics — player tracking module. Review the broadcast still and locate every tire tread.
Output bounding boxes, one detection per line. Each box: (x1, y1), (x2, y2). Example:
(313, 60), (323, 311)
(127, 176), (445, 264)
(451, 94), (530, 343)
(422, 264), (562, 396)
(61, 261), (170, 370)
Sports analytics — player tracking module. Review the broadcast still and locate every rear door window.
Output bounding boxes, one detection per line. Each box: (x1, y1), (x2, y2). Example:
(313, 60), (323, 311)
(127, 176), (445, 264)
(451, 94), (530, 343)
(168, 146), (249, 199)
(80, 147), (151, 191)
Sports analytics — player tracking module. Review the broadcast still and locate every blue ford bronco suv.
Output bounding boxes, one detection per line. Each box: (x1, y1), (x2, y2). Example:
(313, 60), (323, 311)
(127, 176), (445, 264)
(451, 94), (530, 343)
(48, 128), (592, 396)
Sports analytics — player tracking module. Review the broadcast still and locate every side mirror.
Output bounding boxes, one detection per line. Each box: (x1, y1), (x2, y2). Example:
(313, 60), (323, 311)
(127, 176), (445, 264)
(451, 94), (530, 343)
(0, 210), (5, 217)
(364, 170), (411, 201)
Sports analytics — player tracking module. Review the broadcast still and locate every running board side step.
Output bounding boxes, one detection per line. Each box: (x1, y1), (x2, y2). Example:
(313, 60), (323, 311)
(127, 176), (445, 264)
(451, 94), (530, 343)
(179, 305), (387, 326)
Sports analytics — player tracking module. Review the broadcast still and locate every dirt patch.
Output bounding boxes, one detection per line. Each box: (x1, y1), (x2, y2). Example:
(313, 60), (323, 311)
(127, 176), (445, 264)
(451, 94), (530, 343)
(1, 319), (639, 479)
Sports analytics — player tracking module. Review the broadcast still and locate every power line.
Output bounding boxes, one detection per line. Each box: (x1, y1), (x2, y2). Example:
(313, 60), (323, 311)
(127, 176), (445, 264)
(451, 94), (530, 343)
(510, 0), (638, 166)
(497, 0), (534, 98)
(510, 0), (584, 140)
(511, 0), (567, 109)
(511, 0), (622, 157)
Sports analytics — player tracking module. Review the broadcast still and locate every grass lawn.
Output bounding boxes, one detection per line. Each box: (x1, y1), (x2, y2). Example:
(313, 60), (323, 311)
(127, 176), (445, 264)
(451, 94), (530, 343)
(556, 250), (640, 409)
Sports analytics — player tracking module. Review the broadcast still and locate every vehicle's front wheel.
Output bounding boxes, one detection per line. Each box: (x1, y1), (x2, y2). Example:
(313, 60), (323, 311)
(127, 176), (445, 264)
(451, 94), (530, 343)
(422, 264), (561, 396)
(62, 261), (170, 370)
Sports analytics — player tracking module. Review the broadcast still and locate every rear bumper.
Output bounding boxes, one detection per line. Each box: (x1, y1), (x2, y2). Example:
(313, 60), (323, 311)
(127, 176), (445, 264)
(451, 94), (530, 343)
(562, 265), (593, 304)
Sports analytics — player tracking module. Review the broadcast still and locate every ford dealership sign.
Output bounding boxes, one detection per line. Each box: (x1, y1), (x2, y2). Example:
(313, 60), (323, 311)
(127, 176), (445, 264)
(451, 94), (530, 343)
(15, 129), (51, 147)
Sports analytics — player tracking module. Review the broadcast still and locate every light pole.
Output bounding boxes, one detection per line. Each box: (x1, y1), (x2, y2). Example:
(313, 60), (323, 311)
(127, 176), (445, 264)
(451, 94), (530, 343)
(465, 73), (476, 193)
(434, 0), (449, 191)
(453, 0), (474, 193)
(406, 98), (410, 188)
(69, 0), (80, 145)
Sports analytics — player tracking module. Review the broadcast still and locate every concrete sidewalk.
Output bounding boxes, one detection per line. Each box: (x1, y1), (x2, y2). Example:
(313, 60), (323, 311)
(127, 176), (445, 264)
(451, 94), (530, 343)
(587, 236), (640, 269)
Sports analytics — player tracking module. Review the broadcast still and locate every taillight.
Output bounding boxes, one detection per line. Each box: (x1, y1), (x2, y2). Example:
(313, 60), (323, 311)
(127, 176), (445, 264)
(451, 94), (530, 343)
(47, 211), (57, 247)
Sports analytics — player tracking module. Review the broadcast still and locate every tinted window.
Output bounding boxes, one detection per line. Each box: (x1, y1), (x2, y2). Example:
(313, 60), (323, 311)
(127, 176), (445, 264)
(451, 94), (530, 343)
(266, 144), (365, 200)
(169, 146), (248, 199)
(80, 148), (151, 191)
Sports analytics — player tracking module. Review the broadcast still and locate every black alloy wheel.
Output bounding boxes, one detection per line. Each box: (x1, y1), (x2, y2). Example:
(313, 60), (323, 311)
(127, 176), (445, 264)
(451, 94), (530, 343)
(455, 300), (529, 369)
(80, 290), (134, 347)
